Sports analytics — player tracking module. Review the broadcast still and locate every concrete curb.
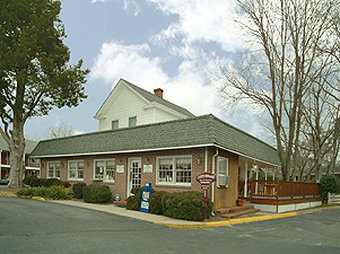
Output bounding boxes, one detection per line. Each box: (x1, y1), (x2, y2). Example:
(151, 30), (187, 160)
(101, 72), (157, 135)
(154, 212), (298, 228)
(0, 192), (46, 201)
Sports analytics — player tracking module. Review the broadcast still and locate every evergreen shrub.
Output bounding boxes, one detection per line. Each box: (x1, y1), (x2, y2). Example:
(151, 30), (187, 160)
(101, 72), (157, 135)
(17, 186), (71, 200)
(126, 195), (140, 210)
(162, 191), (213, 221)
(320, 175), (340, 203)
(72, 182), (87, 199)
(149, 191), (167, 214)
(22, 176), (40, 187)
(83, 184), (112, 203)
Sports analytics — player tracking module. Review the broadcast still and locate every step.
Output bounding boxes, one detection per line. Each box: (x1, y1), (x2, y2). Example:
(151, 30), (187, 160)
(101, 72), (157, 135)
(221, 208), (261, 219)
(215, 205), (255, 215)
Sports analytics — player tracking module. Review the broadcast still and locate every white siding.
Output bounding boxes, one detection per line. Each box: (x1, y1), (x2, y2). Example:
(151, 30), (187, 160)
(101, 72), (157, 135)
(99, 86), (149, 131)
(97, 80), (191, 131)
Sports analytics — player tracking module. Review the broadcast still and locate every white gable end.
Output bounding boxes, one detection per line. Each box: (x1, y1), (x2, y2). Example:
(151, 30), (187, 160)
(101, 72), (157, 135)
(94, 79), (193, 131)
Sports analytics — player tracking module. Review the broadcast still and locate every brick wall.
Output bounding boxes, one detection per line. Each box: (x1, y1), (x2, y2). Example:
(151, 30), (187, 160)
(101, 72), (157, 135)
(40, 147), (206, 200)
(40, 146), (241, 209)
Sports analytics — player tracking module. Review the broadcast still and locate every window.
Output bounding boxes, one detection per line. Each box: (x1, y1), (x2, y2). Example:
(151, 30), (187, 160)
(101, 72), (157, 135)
(47, 161), (61, 179)
(93, 159), (115, 182)
(217, 157), (229, 187)
(68, 160), (84, 180)
(129, 116), (137, 127)
(157, 156), (191, 185)
(112, 120), (119, 130)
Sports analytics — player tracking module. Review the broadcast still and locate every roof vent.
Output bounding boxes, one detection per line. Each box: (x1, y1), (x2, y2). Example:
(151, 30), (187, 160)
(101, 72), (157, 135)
(154, 88), (163, 99)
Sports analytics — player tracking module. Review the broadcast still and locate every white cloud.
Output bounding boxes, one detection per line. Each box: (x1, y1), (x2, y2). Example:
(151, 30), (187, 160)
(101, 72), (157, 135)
(92, 0), (140, 15)
(148, 0), (244, 52)
(90, 41), (222, 117)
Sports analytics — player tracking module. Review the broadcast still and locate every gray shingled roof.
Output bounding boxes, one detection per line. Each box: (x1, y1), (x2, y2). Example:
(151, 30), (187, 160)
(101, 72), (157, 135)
(31, 115), (281, 166)
(0, 136), (38, 154)
(123, 79), (195, 117)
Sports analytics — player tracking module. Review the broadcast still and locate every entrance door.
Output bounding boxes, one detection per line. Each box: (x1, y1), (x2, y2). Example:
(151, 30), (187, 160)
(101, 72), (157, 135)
(127, 158), (141, 196)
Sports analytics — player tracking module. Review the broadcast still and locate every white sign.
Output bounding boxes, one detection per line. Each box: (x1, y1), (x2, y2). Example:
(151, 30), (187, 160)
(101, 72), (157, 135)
(143, 164), (153, 173)
(116, 165), (124, 173)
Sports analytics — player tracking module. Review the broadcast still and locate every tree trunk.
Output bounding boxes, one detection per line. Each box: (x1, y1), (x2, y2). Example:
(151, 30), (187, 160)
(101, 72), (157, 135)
(8, 118), (25, 188)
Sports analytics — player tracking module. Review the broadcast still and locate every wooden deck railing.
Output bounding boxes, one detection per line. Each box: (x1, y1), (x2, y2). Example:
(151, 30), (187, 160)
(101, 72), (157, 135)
(249, 180), (321, 212)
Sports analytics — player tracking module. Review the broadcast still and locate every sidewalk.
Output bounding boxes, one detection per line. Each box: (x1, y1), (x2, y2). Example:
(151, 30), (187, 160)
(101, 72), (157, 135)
(2, 191), (339, 228)
(50, 200), (298, 228)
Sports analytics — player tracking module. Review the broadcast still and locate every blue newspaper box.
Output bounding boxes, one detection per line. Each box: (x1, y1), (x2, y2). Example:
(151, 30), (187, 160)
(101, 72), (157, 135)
(140, 183), (154, 213)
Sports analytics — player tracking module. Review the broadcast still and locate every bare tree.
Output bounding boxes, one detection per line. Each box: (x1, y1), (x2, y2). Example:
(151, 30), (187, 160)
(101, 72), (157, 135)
(45, 123), (73, 139)
(221, 0), (339, 180)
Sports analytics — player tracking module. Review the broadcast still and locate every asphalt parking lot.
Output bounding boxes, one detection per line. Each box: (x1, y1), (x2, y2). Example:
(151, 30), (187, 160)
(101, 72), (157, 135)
(1, 196), (339, 254)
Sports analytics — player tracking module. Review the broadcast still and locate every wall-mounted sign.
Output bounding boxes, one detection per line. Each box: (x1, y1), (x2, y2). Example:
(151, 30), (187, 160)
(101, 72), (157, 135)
(114, 194), (120, 201)
(143, 164), (153, 173)
(116, 165), (124, 173)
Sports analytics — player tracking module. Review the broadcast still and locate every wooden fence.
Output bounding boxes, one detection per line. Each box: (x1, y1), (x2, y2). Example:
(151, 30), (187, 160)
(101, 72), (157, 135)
(249, 180), (321, 212)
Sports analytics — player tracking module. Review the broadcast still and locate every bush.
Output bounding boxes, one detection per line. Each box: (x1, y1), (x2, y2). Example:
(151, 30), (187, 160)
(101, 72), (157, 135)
(149, 191), (167, 214)
(45, 185), (71, 200)
(72, 182), (87, 199)
(126, 195), (140, 210)
(22, 176), (40, 187)
(17, 185), (71, 200)
(320, 175), (340, 203)
(162, 191), (213, 221)
(60, 181), (71, 188)
(83, 184), (112, 203)
(130, 187), (143, 195)
(22, 176), (71, 189)
(126, 186), (155, 211)
(44, 178), (62, 187)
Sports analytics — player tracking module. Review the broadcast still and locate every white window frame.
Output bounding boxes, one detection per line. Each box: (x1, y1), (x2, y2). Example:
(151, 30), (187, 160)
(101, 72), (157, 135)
(128, 116), (137, 127)
(112, 120), (119, 130)
(93, 159), (115, 182)
(217, 157), (229, 188)
(67, 160), (85, 181)
(156, 155), (192, 186)
(46, 161), (61, 179)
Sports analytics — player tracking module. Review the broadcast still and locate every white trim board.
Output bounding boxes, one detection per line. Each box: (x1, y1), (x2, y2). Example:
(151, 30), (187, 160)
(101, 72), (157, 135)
(32, 143), (281, 168)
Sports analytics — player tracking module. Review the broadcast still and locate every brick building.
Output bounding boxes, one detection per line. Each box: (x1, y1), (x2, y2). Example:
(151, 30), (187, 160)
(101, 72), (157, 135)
(31, 114), (281, 209)
(0, 136), (40, 185)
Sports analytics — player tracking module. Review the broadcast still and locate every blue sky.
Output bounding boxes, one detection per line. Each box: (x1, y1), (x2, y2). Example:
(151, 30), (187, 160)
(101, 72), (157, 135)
(24, 0), (267, 141)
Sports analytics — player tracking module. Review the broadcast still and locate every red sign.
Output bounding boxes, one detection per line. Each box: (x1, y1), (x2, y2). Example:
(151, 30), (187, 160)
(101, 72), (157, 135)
(196, 172), (216, 187)
(196, 172), (216, 205)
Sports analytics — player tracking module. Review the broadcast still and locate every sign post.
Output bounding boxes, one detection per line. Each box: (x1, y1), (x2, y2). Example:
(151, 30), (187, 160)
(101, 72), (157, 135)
(196, 172), (216, 204)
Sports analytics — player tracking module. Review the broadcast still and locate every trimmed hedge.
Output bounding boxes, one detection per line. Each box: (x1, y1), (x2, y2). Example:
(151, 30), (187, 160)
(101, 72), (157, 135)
(83, 184), (112, 203)
(22, 176), (70, 188)
(126, 190), (213, 221)
(149, 191), (167, 214)
(126, 195), (140, 210)
(23, 176), (40, 187)
(72, 182), (87, 199)
(320, 175), (340, 203)
(162, 191), (213, 221)
(17, 185), (71, 200)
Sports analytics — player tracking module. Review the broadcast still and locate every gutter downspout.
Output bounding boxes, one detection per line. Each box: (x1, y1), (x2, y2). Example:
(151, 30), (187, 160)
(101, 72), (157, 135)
(204, 147), (208, 172)
(211, 148), (219, 203)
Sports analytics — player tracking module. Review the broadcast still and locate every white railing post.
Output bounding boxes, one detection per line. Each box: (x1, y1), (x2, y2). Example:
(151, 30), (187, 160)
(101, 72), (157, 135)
(244, 161), (248, 198)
